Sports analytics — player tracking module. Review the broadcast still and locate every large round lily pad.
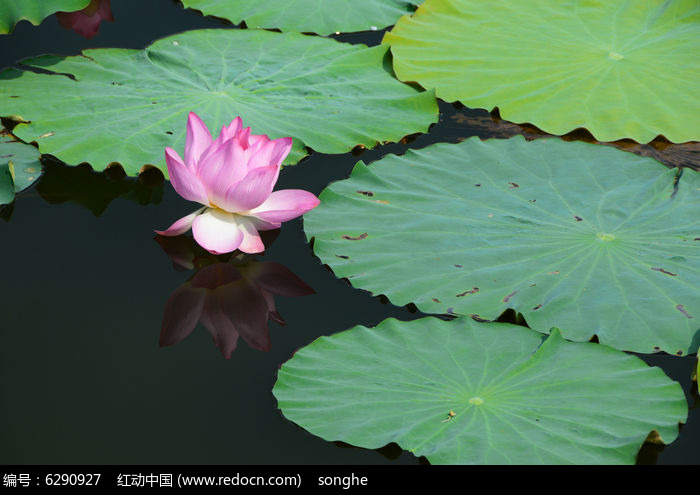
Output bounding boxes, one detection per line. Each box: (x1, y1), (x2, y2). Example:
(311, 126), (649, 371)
(383, 0), (700, 143)
(305, 137), (700, 354)
(182, 0), (420, 35)
(0, 0), (89, 33)
(0, 138), (41, 205)
(274, 317), (687, 464)
(0, 29), (437, 176)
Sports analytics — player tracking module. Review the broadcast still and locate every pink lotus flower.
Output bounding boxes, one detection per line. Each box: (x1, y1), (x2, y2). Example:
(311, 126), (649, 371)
(57, 0), (113, 39)
(157, 113), (320, 254)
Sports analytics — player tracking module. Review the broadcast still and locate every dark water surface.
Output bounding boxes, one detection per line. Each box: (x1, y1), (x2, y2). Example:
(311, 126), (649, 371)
(1, 0), (697, 465)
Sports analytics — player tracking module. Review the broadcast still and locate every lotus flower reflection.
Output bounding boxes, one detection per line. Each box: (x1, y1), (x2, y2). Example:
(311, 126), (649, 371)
(160, 260), (314, 359)
(157, 113), (320, 254)
(57, 0), (114, 39)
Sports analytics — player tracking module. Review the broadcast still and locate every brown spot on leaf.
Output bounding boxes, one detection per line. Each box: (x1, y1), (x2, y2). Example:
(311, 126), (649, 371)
(548, 270), (559, 275)
(503, 290), (519, 303)
(454, 264), (463, 268)
(342, 233), (367, 241)
(471, 314), (489, 322)
(508, 182), (519, 189)
(474, 183), (481, 187)
(676, 304), (692, 319)
(356, 190), (374, 197)
(456, 287), (479, 297)
(165, 131), (173, 135)
(374, 200), (390, 204)
(675, 350), (684, 356)
(653, 346), (661, 352)
(335, 255), (349, 259)
(574, 216), (583, 221)
(533, 304), (542, 310)
(432, 298), (440, 303)
(651, 267), (677, 276)
(9, 95), (19, 98)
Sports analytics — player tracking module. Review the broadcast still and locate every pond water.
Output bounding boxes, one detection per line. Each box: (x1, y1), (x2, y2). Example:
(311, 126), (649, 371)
(0, 0), (697, 465)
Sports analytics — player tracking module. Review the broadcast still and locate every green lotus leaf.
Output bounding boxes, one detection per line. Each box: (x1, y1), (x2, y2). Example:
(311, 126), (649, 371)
(0, 0), (90, 33)
(182, 0), (420, 35)
(0, 138), (41, 205)
(0, 29), (438, 176)
(383, 0), (700, 143)
(274, 317), (687, 464)
(305, 137), (700, 354)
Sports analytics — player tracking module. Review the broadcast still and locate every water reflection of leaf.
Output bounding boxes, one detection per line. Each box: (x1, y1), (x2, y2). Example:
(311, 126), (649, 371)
(35, 157), (163, 216)
(157, 236), (313, 358)
(447, 106), (700, 171)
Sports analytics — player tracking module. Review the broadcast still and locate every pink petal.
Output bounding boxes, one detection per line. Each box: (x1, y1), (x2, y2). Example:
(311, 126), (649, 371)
(185, 112), (213, 168)
(192, 209), (244, 254)
(155, 207), (205, 236)
(250, 217), (282, 231)
(247, 133), (272, 155)
(197, 137), (250, 207)
(196, 117), (244, 168)
(221, 165), (279, 212)
(248, 189), (320, 223)
(247, 137), (293, 171)
(236, 216), (265, 254)
(221, 117), (243, 142)
(237, 127), (251, 148)
(166, 147), (209, 205)
(160, 284), (206, 348)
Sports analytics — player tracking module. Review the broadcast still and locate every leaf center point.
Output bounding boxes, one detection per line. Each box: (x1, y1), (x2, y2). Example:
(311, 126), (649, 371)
(468, 397), (484, 406)
(608, 51), (624, 61)
(596, 232), (615, 242)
